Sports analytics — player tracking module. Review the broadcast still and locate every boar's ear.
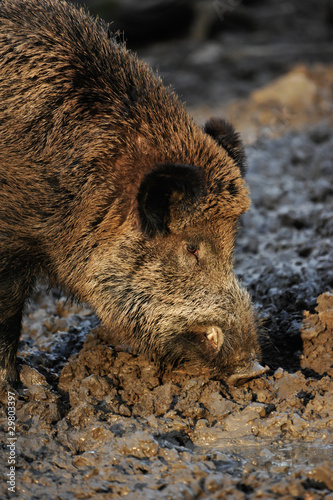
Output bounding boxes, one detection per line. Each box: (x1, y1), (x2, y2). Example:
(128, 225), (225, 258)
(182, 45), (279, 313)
(204, 117), (246, 177)
(137, 163), (203, 238)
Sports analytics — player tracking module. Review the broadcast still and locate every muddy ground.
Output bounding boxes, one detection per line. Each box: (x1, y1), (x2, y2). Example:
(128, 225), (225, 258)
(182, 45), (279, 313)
(1, 1), (333, 498)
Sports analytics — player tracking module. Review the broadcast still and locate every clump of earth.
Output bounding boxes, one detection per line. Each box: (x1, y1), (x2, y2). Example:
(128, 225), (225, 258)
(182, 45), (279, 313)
(1, 3), (333, 498)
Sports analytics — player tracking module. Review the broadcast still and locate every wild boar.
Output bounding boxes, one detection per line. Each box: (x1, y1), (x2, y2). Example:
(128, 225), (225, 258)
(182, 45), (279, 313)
(0, 0), (265, 386)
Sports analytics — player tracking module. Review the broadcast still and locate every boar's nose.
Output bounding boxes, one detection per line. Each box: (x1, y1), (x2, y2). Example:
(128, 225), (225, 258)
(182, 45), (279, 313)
(227, 361), (269, 387)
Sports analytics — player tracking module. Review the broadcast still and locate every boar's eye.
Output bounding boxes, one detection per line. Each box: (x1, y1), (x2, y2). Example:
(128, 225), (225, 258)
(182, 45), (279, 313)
(186, 244), (197, 253)
(186, 244), (199, 261)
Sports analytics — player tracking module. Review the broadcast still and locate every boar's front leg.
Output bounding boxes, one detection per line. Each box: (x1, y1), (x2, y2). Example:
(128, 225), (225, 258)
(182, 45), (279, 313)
(0, 256), (34, 385)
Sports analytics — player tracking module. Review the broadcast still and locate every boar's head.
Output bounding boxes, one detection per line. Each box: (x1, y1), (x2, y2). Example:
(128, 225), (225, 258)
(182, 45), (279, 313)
(88, 118), (265, 384)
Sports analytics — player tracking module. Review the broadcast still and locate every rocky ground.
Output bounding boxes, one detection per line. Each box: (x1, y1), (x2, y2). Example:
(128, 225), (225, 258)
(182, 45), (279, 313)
(1, 1), (333, 499)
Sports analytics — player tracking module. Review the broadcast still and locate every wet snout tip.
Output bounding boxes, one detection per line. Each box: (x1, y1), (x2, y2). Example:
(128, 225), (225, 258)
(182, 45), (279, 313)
(227, 361), (269, 387)
(206, 325), (224, 350)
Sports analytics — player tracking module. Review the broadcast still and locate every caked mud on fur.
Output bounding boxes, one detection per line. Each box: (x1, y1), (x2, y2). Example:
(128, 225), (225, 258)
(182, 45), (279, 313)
(0, 0), (265, 386)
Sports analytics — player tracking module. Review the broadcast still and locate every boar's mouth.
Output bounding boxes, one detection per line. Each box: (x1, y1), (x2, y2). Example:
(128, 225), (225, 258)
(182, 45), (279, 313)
(185, 323), (267, 385)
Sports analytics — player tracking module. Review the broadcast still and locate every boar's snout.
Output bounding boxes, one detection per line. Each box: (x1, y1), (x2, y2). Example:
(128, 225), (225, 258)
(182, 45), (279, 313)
(184, 281), (264, 381)
(227, 361), (269, 386)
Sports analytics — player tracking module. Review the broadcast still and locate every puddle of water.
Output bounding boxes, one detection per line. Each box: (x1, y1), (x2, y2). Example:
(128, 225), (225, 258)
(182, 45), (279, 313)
(200, 437), (333, 476)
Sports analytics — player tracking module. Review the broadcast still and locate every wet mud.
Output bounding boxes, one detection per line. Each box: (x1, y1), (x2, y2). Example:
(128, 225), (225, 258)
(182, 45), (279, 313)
(1, 289), (332, 499)
(1, 3), (333, 498)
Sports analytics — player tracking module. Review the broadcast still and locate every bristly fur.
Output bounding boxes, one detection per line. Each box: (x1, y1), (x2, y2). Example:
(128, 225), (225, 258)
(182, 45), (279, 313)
(0, 0), (260, 385)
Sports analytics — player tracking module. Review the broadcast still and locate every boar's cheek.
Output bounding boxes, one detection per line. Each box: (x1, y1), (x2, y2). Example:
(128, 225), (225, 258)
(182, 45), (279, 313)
(137, 163), (204, 238)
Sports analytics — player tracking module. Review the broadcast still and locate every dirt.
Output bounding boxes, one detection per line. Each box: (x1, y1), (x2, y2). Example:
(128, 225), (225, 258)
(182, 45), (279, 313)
(2, 291), (333, 498)
(1, 2), (333, 499)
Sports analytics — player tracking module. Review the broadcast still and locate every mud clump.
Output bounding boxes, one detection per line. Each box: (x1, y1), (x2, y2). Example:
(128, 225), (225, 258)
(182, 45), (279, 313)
(301, 292), (333, 377)
(58, 326), (222, 420)
(55, 323), (333, 445)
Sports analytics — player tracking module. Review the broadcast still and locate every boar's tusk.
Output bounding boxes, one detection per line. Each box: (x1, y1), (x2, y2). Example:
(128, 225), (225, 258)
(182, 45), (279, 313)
(206, 326), (224, 350)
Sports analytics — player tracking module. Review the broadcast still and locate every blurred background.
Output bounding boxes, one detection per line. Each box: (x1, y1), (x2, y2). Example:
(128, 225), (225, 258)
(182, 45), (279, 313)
(71, 0), (333, 109)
